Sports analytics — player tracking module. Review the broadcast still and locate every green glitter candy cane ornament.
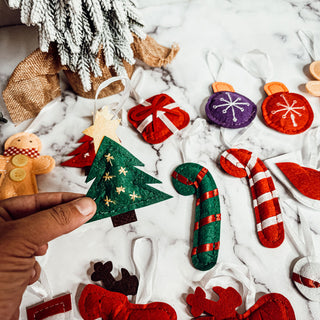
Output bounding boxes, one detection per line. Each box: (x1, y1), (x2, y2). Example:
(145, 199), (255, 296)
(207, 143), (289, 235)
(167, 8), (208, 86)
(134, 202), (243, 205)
(171, 163), (221, 271)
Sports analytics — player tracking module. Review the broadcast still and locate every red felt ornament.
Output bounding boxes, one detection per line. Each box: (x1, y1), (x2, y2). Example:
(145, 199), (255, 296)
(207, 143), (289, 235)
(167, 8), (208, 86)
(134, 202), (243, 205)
(26, 293), (72, 320)
(262, 82), (314, 135)
(78, 284), (177, 320)
(186, 286), (296, 320)
(128, 93), (190, 144)
(61, 135), (95, 169)
(276, 162), (320, 200)
(220, 148), (284, 248)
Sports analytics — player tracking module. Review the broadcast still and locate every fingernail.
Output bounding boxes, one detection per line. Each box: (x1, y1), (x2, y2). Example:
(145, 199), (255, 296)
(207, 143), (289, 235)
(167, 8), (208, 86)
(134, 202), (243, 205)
(73, 197), (96, 216)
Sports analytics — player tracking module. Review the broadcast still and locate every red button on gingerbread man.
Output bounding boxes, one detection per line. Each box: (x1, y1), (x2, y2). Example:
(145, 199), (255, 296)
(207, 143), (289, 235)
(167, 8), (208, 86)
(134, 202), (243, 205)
(0, 132), (55, 200)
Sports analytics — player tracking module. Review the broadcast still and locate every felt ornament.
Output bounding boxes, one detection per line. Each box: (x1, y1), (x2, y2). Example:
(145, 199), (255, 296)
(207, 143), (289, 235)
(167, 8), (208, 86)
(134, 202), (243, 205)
(128, 93), (190, 144)
(26, 293), (72, 320)
(61, 135), (95, 173)
(86, 136), (172, 227)
(205, 82), (257, 129)
(240, 50), (314, 134)
(186, 286), (296, 320)
(283, 202), (320, 301)
(78, 284), (177, 320)
(204, 51), (257, 129)
(4, 0), (179, 123)
(297, 30), (320, 96)
(262, 82), (314, 135)
(83, 106), (121, 153)
(220, 148), (284, 248)
(91, 261), (139, 296)
(276, 162), (320, 200)
(0, 132), (55, 200)
(0, 111), (8, 124)
(171, 163), (221, 271)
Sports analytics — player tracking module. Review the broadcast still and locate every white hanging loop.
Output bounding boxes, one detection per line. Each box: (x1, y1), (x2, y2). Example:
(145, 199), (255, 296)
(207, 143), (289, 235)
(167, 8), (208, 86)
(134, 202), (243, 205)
(132, 237), (158, 304)
(206, 50), (224, 83)
(27, 269), (53, 301)
(298, 30), (320, 61)
(197, 262), (256, 310)
(240, 49), (274, 84)
(94, 76), (132, 120)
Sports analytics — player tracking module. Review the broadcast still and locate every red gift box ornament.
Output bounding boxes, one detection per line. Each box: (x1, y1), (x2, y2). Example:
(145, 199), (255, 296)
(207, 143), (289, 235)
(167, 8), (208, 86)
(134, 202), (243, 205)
(128, 93), (190, 144)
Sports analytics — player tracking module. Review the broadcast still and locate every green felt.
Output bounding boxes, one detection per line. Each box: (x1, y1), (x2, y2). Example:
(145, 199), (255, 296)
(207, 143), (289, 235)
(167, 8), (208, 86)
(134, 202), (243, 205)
(86, 136), (172, 223)
(172, 163), (221, 271)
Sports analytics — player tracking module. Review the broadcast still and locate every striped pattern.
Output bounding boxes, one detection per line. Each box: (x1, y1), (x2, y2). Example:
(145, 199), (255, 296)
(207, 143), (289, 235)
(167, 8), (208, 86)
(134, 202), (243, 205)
(292, 272), (320, 288)
(220, 149), (284, 248)
(171, 163), (221, 271)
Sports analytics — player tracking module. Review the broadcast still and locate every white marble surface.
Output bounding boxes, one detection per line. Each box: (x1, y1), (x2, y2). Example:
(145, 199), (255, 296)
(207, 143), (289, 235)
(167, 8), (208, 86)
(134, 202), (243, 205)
(1, 0), (320, 319)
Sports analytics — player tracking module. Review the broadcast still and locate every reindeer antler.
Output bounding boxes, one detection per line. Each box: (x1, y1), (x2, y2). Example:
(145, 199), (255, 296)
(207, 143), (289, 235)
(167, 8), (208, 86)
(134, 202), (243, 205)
(186, 287), (241, 319)
(91, 261), (139, 296)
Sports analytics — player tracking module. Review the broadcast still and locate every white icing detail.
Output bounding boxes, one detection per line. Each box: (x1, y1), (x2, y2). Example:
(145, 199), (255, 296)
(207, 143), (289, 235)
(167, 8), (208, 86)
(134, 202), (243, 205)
(212, 92), (250, 122)
(271, 94), (305, 127)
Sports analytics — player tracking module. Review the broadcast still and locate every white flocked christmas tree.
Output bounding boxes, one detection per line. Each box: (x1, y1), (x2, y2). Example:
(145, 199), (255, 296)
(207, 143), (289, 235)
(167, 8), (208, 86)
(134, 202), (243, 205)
(7, 0), (145, 91)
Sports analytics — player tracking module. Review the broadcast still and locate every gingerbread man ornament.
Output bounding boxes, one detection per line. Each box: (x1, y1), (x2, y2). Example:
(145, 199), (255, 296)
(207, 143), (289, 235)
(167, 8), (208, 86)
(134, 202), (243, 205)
(0, 132), (55, 200)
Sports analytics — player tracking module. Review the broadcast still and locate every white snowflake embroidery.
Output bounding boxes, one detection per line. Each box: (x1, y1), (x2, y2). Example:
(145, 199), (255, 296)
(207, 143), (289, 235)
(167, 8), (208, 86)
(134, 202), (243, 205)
(213, 93), (250, 122)
(83, 152), (90, 158)
(271, 94), (305, 127)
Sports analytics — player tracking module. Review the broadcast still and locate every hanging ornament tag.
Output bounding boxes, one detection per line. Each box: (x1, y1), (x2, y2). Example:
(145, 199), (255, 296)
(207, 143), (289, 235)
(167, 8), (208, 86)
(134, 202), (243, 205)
(220, 148), (284, 248)
(262, 81), (314, 135)
(205, 51), (257, 129)
(283, 202), (320, 301)
(171, 163), (221, 271)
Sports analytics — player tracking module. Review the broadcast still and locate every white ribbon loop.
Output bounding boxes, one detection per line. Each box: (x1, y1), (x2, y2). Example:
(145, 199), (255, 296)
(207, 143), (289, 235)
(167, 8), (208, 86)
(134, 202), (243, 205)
(132, 237), (158, 304)
(240, 49), (273, 84)
(298, 30), (320, 61)
(136, 102), (179, 134)
(207, 50), (224, 83)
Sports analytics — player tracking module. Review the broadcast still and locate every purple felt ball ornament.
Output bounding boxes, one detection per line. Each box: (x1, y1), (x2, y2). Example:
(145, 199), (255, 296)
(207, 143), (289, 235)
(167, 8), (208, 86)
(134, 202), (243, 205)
(205, 82), (257, 129)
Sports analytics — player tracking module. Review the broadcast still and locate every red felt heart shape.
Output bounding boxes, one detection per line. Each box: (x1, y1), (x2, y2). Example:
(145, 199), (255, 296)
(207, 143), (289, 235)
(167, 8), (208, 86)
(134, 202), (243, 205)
(128, 94), (189, 144)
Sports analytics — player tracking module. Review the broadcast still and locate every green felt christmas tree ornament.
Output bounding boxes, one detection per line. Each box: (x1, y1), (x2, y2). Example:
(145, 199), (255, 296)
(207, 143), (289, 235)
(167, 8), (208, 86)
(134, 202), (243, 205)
(172, 163), (221, 271)
(86, 136), (172, 226)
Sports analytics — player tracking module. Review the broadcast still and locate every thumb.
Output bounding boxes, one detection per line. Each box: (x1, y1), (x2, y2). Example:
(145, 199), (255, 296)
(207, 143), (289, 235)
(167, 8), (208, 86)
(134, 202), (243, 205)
(15, 197), (96, 246)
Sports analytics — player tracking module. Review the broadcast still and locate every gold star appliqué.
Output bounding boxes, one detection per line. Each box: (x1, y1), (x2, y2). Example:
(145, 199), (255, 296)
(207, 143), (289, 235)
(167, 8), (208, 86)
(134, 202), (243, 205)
(119, 167), (128, 176)
(116, 186), (125, 194)
(103, 172), (115, 181)
(105, 153), (114, 165)
(129, 191), (141, 201)
(104, 196), (115, 206)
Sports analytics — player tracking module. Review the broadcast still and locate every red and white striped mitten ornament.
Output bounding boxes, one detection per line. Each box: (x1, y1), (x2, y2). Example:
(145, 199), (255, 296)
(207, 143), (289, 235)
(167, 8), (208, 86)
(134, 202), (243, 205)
(220, 148), (284, 248)
(128, 94), (190, 144)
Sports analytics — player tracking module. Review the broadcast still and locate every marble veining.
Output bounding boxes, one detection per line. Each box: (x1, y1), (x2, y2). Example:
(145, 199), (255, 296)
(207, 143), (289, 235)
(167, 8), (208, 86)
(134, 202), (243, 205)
(1, 0), (320, 319)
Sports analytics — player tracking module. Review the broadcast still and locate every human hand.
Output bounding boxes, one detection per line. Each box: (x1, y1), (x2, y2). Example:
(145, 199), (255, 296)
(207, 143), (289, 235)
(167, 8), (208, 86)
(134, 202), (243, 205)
(0, 192), (96, 320)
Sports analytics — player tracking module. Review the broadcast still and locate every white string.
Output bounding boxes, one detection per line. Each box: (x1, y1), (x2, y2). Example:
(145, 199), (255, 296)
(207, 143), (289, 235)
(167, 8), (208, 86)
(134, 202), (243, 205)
(206, 50), (224, 83)
(240, 49), (273, 84)
(27, 269), (53, 300)
(298, 30), (320, 61)
(94, 76), (132, 120)
(132, 237), (158, 304)
(198, 262), (256, 310)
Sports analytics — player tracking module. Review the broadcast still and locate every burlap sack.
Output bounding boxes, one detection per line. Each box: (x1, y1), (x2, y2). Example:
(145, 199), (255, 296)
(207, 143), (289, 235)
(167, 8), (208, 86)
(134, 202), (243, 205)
(3, 35), (179, 123)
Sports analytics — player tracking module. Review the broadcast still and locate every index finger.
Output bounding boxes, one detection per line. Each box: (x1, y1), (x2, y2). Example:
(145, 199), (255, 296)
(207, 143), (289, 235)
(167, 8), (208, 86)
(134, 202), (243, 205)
(0, 192), (85, 221)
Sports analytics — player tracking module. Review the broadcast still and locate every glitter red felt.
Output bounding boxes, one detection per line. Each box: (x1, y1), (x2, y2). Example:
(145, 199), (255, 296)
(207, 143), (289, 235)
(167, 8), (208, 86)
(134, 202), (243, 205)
(128, 94), (189, 144)
(220, 149), (284, 248)
(262, 82), (313, 135)
(186, 286), (296, 320)
(276, 162), (320, 200)
(78, 284), (177, 320)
